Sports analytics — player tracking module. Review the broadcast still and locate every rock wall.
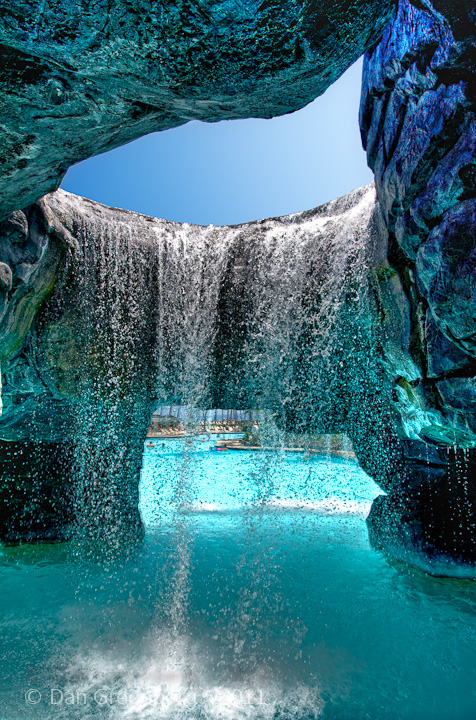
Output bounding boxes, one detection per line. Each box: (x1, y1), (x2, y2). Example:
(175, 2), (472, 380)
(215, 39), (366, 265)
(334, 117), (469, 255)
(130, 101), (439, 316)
(0, 0), (395, 220)
(361, 0), (476, 574)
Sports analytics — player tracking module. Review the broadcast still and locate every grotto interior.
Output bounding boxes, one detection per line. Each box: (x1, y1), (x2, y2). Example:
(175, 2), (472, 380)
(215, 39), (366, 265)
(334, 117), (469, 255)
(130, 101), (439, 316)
(2, 0), (476, 578)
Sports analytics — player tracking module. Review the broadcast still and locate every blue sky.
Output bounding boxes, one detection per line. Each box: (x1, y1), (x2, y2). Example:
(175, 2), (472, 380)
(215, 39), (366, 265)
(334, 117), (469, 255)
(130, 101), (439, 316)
(61, 57), (372, 226)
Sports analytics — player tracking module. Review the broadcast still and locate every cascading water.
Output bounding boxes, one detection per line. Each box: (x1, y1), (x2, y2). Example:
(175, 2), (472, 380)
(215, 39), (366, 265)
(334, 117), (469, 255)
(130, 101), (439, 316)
(61, 207), (160, 549)
(31, 185), (379, 547)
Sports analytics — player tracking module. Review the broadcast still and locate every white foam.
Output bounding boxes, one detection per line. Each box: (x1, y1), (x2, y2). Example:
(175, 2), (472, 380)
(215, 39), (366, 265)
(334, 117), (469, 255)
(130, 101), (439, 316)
(57, 634), (324, 720)
(267, 497), (372, 516)
(181, 497), (372, 517)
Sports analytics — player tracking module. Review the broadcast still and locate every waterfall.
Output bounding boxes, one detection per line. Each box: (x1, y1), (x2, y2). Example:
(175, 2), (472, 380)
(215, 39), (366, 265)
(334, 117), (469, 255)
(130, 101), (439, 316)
(51, 185), (377, 705)
(39, 184), (379, 548)
(47, 195), (161, 548)
(45, 184), (379, 418)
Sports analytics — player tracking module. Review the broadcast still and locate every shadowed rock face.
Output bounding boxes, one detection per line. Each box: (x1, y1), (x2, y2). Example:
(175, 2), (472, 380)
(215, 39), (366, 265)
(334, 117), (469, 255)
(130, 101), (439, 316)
(0, 0), (396, 220)
(361, 0), (476, 574)
(428, 1), (476, 41)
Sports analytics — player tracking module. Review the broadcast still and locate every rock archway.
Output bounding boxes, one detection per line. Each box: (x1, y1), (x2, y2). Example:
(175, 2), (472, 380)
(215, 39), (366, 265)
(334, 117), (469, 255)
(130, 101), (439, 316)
(0, 0), (395, 220)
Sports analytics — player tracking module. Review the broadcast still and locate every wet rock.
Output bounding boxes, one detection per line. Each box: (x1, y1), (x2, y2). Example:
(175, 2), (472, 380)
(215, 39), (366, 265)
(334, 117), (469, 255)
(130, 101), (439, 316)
(0, 262), (13, 316)
(425, 311), (475, 378)
(2, 211), (28, 244)
(416, 199), (476, 356)
(0, 263), (12, 292)
(361, 0), (476, 575)
(361, 0), (476, 254)
(437, 377), (476, 411)
(368, 454), (476, 577)
(376, 262), (422, 382)
(0, 203), (69, 371)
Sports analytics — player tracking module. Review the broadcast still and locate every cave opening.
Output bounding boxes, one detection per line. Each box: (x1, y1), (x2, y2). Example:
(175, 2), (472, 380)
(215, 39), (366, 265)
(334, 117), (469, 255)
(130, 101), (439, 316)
(60, 59), (372, 226)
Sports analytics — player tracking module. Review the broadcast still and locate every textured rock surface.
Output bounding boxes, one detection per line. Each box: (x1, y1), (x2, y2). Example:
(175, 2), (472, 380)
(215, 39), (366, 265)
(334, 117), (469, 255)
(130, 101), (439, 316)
(0, 0), (395, 220)
(361, 0), (476, 572)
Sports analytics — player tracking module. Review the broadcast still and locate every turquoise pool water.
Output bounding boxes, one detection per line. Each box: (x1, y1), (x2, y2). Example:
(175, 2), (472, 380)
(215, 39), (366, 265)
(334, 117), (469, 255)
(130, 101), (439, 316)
(1, 436), (476, 719)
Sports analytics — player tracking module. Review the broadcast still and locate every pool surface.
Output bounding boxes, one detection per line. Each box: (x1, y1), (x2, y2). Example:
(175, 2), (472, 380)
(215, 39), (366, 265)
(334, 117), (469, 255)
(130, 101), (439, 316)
(1, 437), (476, 719)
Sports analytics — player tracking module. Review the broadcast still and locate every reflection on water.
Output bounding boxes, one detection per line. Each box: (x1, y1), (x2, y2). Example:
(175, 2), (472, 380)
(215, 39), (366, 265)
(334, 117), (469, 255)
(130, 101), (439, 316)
(1, 438), (476, 720)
